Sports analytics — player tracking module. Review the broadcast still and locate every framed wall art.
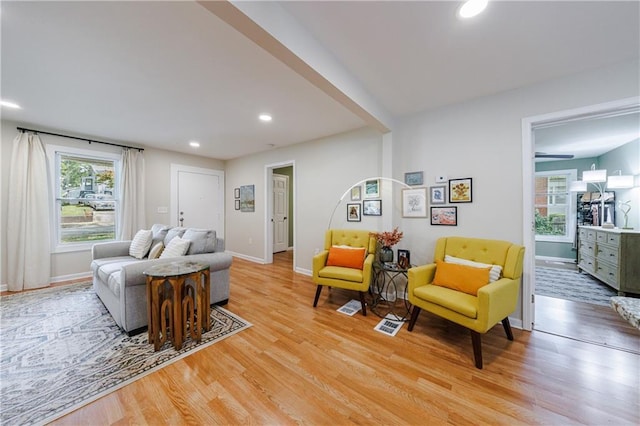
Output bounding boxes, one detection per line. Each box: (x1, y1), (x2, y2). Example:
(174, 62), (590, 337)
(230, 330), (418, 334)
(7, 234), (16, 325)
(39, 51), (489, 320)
(449, 178), (472, 203)
(239, 184), (255, 212)
(364, 179), (380, 198)
(347, 203), (361, 222)
(234, 200), (240, 210)
(402, 187), (427, 217)
(429, 186), (446, 205)
(351, 186), (361, 201)
(363, 199), (382, 216)
(397, 249), (411, 269)
(431, 206), (457, 226)
(404, 171), (424, 186)
(234, 188), (240, 199)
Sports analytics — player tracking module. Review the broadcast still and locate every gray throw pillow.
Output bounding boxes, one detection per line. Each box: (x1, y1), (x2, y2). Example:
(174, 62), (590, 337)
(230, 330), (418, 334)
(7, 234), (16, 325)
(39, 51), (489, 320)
(182, 228), (217, 255)
(164, 227), (186, 246)
(151, 224), (170, 247)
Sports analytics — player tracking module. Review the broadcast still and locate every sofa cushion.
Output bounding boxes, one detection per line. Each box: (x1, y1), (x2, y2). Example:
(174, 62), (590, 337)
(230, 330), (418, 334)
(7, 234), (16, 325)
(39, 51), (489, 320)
(107, 271), (122, 297)
(97, 259), (139, 284)
(326, 245), (366, 269)
(129, 229), (153, 259)
(164, 227), (186, 246)
(182, 228), (217, 255)
(318, 266), (363, 283)
(148, 242), (164, 259)
(91, 256), (137, 274)
(413, 284), (478, 319)
(151, 224), (170, 247)
(433, 260), (490, 296)
(444, 255), (502, 282)
(160, 236), (190, 258)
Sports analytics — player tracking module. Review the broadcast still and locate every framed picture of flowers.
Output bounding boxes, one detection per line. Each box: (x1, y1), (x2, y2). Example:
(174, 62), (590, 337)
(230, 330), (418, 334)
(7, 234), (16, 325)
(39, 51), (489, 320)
(448, 178), (472, 203)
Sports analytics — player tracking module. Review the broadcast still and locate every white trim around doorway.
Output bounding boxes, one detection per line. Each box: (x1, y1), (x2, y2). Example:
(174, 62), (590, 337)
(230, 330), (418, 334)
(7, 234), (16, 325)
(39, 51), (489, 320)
(521, 96), (640, 331)
(264, 160), (295, 268)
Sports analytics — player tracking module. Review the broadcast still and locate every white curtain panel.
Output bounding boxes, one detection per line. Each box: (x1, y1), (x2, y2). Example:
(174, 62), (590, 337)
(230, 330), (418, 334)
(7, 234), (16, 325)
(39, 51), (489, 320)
(7, 132), (51, 291)
(118, 149), (145, 240)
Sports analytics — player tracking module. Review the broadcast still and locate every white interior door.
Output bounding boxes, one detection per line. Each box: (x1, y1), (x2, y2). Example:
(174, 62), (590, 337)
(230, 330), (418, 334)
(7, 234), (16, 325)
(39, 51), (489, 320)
(272, 174), (289, 253)
(171, 165), (224, 237)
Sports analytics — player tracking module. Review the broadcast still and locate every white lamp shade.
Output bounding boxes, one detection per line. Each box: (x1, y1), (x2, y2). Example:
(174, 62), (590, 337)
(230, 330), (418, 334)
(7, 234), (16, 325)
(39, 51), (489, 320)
(583, 168), (607, 183)
(607, 174), (634, 189)
(570, 181), (588, 192)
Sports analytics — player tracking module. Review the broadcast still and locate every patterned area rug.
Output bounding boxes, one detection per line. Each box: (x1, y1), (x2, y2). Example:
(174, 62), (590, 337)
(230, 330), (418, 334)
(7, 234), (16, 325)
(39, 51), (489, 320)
(535, 266), (617, 306)
(0, 282), (251, 425)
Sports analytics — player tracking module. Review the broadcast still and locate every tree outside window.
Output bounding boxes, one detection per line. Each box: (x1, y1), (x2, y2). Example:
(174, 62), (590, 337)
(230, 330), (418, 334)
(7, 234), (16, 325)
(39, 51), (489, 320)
(54, 151), (119, 246)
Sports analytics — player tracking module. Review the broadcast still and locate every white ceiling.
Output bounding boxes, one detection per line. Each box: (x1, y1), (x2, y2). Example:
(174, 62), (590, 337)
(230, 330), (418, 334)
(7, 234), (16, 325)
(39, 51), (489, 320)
(2, 1), (639, 160)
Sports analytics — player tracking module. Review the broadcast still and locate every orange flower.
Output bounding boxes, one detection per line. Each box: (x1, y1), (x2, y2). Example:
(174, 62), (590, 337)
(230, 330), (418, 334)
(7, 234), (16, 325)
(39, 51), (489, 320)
(370, 227), (403, 247)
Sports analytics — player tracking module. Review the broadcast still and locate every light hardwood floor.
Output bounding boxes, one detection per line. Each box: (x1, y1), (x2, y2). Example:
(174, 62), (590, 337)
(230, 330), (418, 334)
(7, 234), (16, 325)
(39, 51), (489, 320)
(51, 252), (639, 425)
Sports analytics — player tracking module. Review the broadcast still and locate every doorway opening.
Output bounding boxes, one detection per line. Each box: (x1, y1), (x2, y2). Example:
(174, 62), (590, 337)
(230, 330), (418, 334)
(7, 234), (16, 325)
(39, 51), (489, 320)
(265, 161), (295, 269)
(522, 97), (639, 353)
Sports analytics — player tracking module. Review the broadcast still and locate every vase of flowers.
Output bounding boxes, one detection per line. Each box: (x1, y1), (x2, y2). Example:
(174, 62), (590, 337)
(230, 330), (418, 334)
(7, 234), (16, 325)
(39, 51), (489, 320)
(370, 227), (403, 263)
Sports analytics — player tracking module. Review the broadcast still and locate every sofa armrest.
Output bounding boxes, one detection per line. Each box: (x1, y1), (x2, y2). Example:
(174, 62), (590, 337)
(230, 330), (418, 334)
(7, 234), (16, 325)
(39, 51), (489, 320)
(312, 250), (329, 281)
(476, 277), (520, 330)
(407, 263), (436, 294)
(92, 241), (132, 260)
(215, 237), (225, 252)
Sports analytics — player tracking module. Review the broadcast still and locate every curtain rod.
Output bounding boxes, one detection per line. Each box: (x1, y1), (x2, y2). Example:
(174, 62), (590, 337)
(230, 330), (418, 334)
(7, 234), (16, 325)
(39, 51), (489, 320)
(17, 127), (144, 152)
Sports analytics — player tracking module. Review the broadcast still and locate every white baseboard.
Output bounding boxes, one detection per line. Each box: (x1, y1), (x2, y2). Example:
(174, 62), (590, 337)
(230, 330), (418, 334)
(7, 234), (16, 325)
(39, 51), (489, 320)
(227, 251), (266, 264)
(535, 255), (576, 264)
(296, 267), (311, 276)
(50, 272), (92, 283)
(0, 271), (91, 292)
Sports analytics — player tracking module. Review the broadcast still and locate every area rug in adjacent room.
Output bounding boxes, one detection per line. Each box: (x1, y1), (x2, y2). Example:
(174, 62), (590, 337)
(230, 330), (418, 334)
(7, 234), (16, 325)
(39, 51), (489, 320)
(535, 266), (617, 306)
(0, 282), (251, 425)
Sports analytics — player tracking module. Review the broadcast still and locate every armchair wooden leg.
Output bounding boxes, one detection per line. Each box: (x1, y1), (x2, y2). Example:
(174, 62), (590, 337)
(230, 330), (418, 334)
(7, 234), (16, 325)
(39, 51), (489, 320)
(502, 317), (514, 341)
(359, 291), (367, 316)
(407, 306), (421, 331)
(313, 285), (323, 307)
(470, 331), (483, 369)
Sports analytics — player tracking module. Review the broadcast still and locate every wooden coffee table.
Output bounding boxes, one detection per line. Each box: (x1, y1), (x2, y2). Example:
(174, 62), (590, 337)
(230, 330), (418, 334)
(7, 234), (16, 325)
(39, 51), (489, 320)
(144, 261), (211, 351)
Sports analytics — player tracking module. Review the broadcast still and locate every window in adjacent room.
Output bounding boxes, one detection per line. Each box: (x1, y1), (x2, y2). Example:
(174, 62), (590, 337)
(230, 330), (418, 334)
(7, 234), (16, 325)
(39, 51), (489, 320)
(48, 145), (120, 251)
(534, 169), (577, 243)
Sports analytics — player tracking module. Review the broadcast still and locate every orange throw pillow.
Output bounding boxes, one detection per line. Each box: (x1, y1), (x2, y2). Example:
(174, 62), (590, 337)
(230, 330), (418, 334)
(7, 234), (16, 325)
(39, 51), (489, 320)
(326, 246), (366, 269)
(432, 260), (491, 296)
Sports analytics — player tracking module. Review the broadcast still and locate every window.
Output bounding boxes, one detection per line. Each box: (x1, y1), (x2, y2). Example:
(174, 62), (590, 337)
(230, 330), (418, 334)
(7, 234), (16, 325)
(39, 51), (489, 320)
(48, 145), (120, 251)
(535, 169), (577, 242)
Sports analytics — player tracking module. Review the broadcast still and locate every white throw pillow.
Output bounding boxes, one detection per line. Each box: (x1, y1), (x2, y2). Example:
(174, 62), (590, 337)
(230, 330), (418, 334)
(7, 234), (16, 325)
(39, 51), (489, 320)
(129, 229), (153, 259)
(148, 242), (164, 259)
(444, 255), (503, 282)
(159, 236), (190, 259)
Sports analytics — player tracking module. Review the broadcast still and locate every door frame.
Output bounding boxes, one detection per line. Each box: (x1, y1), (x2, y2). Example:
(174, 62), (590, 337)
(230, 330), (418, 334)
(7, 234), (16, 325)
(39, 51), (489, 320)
(170, 164), (225, 238)
(264, 160), (295, 266)
(521, 96), (639, 331)
(272, 173), (290, 254)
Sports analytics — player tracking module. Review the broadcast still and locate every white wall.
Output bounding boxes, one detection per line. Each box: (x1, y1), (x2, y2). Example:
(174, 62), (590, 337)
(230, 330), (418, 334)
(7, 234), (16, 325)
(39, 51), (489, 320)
(224, 126), (383, 270)
(222, 60), (639, 326)
(392, 60), (639, 322)
(0, 119), (224, 284)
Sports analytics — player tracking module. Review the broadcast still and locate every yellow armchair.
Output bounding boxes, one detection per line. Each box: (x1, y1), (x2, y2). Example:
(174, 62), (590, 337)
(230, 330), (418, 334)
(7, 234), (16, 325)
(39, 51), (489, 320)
(407, 236), (524, 369)
(312, 229), (377, 315)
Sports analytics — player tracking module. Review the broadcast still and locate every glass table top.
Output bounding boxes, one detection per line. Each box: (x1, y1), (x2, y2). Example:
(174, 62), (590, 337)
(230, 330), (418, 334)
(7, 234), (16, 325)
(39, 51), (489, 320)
(143, 261), (208, 278)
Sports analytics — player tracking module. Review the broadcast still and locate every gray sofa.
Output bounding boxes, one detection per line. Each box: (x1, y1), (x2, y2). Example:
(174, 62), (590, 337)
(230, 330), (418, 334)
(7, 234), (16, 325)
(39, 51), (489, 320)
(91, 224), (232, 335)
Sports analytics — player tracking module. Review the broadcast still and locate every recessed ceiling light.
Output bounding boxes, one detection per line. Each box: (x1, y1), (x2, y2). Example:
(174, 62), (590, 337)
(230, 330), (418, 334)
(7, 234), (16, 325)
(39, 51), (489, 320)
(259, 114), (272, 122)
(1, 100), (22, 109)
(458, 0), (488, 19)
(189, 141), (200, 148)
